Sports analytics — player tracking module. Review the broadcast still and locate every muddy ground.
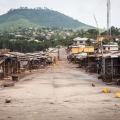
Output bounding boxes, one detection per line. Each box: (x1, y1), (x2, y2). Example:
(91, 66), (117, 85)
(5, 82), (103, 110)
(0, 49), (120, 120)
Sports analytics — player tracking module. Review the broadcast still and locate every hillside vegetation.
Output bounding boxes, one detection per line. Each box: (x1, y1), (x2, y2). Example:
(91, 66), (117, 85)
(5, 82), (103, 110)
(0, 8), (93, 31)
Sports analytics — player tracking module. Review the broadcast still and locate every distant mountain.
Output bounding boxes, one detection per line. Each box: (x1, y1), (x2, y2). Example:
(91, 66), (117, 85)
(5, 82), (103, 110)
(0, 8), (94, 31)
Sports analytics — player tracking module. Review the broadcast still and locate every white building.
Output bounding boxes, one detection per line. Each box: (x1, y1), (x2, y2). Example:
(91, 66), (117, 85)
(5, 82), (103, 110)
(103, 42), (119, 51)
(73, 37), (88, 45)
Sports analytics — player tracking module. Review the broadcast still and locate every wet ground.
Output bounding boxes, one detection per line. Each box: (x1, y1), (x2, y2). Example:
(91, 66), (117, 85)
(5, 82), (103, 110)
(0, 49), (120, 120)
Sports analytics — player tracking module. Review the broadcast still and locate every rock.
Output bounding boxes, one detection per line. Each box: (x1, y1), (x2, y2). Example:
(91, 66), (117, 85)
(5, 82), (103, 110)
(5, 98), (11, 103)
(49, 102), (54, 104)
(64, 100), (70, 102)
(91, 83), (95, 87)
(8, 116), (12, 118)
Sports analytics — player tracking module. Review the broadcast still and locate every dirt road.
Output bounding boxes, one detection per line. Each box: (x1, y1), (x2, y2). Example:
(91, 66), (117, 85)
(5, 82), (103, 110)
(0, 50), (120, 120)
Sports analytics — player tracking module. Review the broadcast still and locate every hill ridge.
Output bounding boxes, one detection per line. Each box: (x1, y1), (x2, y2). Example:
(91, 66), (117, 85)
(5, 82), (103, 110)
(0, 8), (94, 31)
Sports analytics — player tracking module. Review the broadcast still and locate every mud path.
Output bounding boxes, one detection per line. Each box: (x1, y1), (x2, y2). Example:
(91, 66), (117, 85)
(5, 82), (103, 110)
(0, 49), (120, 120)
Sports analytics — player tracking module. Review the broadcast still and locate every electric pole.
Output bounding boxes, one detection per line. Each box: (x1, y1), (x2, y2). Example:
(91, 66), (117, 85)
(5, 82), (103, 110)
(107, 0), (111, 37)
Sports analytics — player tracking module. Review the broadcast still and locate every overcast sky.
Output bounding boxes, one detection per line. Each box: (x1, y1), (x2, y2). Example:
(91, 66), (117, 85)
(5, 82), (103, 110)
(0, 0), (119, 28)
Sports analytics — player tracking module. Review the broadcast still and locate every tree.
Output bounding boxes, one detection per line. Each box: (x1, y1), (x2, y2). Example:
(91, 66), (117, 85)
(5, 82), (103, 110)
(87, 29), (98, 39)
(101, 26), (120, 37)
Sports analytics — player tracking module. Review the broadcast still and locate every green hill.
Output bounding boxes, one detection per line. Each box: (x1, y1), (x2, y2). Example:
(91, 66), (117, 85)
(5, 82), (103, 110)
(0, 8), (94, 31)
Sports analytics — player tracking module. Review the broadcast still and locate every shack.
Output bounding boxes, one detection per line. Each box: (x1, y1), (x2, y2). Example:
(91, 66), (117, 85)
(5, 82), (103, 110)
(0, 56), (6, 79)
(100, 52), (120, 83)
(85, 54), (98, 73)
(0, 54), (20, 80)
(76, 53), (98, 73)
(75, 53), (87, 67)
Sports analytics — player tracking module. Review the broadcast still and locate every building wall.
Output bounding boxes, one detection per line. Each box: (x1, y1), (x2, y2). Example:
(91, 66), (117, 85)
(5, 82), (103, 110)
(103, 46), (119, 51)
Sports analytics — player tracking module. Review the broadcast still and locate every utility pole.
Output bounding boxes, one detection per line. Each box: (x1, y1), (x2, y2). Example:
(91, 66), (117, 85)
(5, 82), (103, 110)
(93, 15), (100, 36)
(93, 15), (103, 55)
(58, 47), (60, 60)
(107, 0), (111, 37)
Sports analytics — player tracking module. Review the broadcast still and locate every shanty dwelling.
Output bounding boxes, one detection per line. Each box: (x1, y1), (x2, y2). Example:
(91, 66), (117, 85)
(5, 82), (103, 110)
(76, 54), (99, 73)
(100, 52), (120, 84)
(26, 53), (51, 70)
(18, 55), (29, 72)
(28, 57), (44, 70)
(0, 55), (5, 80)
(4, 55), (19, 77)
(46, 56), (53, 65)
(75, 53), (87, 64)
(85, 55), (98, 73)
(38, 56), (48, 68)
(75, 53), (87, 68)
(19, 60), (29, 72)
(0, 54), (20, 80)
(9, 52), (26, 72)
(67, 53), (76, 63)
(28, 58), (38, 70)
(20, 53), (39, 71)
(78, 57), (87, 68)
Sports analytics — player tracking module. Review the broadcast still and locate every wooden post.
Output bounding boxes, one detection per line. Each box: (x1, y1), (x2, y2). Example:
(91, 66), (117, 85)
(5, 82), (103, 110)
(111, 57), (113, 82)
(102, 58), (106, 80)
(3, 61), (5, 78)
